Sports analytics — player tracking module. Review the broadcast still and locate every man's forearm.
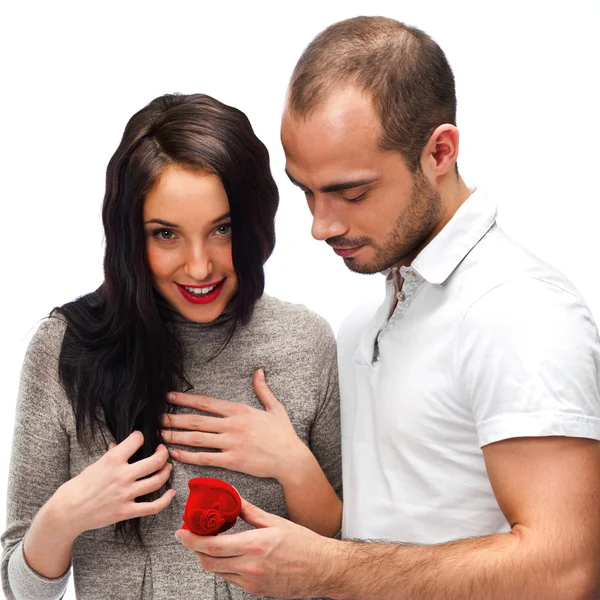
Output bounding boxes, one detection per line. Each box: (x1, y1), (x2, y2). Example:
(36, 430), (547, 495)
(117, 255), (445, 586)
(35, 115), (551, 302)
(320, 526), (598, 600)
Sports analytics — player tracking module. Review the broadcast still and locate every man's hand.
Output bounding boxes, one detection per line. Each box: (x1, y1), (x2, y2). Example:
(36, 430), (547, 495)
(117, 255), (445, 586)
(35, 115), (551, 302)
(175, 498), (339, 598)
(160, 370), (311, 481)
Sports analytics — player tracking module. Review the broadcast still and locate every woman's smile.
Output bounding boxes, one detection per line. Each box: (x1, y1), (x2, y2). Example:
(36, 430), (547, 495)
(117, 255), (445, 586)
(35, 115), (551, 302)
(175, 280), (226, 304)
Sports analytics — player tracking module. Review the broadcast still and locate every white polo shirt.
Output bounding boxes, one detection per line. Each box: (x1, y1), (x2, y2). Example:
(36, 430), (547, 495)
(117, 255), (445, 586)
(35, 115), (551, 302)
(338, 188), (600, 544)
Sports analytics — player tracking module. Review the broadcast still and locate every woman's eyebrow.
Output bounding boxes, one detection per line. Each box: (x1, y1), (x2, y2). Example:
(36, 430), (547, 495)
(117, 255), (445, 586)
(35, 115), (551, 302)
(210, 211), (231, 225)
(144, 218), (179, 227)
(144, 213), (231, 228)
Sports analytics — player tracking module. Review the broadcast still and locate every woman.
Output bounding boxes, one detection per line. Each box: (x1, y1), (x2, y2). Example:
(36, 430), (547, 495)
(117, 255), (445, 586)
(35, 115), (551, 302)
(1, 93), (342, 599)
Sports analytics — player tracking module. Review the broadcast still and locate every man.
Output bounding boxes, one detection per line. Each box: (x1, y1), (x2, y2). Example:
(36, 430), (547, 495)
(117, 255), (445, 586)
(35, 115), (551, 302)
(176, 16), (600, 599)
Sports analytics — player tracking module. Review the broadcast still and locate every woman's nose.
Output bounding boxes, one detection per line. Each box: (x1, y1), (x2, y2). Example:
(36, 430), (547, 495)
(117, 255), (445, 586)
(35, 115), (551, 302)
(183, 243), (213, 281)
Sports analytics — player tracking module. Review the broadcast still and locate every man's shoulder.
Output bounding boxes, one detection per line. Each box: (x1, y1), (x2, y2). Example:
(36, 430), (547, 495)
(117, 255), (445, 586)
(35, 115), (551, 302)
(456, 235), (598, 355)
(455, 225), (584, 312)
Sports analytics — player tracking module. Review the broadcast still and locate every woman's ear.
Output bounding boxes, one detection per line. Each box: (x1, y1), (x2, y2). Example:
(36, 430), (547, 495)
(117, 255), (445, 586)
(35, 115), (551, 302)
(420, 124), (459, 183)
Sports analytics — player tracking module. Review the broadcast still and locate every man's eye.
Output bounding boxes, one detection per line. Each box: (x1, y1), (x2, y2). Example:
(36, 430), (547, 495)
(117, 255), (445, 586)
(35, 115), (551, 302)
(216, 224), (232, 235)
(343, 191), (368, 203)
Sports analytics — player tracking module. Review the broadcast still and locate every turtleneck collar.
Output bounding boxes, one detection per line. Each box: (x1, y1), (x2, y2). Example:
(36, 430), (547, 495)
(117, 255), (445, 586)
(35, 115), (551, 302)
(156, 292), (238, 329)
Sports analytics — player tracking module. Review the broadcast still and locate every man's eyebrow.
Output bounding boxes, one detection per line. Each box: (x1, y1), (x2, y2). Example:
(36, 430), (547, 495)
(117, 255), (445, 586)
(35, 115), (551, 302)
(320, 178), (378, 193)
(285, 170), (378, 194)
(285, 170), (307, 189)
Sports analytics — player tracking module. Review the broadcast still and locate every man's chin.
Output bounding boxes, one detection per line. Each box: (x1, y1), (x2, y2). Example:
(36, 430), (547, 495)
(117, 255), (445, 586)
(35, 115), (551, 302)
(343, 257), (384, 275)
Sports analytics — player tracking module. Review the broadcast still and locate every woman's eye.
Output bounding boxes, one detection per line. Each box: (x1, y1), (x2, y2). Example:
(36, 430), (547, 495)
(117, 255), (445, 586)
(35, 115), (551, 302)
(153, 229), (175, 241)
(215, 224), (232, 235)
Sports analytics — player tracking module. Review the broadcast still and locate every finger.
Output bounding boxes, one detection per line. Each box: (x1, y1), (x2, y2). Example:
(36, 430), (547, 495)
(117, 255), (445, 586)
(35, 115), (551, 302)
(160, 412), (225, 433)
(219, 573), (246, 589)
(252, 370), (283, 412)
(167, 392), (241, 417)
(169, 448), (228, 468)
(110, 431), (145, 461)
(176, 528), (254, 556)
(128, 444), (170, 480)
(108, 442), (117, 451)
(239, 498), (288, 529)
(197, 553), (247, 576)
(131, 487), (177, 518)
(131, 460), (173, 498)
(161, 430), (223, 449)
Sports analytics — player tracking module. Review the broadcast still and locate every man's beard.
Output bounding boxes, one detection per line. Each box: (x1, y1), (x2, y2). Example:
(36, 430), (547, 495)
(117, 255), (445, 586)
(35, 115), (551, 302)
(332, 171), (442, 275)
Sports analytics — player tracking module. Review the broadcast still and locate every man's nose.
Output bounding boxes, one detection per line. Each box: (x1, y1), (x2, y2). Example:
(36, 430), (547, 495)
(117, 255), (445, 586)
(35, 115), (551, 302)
(310, 197), (347, 242)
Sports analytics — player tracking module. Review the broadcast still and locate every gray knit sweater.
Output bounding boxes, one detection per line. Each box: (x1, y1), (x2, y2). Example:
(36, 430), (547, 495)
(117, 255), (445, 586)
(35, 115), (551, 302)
(1, 295), (342, 600)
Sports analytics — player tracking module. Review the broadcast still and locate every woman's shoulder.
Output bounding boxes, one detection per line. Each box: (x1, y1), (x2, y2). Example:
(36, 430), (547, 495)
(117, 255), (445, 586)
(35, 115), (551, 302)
(17, 315), (70, 417)
(25, 314), (69, 364)
(251, 294), (335, 341)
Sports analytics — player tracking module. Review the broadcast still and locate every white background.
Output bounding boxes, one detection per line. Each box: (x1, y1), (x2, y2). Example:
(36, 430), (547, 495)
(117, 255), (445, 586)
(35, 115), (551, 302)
(1, 1), (599, 598)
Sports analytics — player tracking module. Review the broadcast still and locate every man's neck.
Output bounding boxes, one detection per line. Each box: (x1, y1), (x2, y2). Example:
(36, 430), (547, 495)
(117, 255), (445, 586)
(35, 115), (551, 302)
(394, 176), (472, 269)
(434, 175), (472, 240)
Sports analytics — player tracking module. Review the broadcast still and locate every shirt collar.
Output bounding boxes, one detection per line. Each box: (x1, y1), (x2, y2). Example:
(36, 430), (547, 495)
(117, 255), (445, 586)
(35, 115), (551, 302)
(408, 187), (496, 285)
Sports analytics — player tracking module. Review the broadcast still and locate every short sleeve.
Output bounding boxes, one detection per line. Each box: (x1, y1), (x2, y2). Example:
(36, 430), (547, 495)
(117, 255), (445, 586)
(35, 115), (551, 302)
(456, 277), (600, 448)
(308, 319), (343, 501)
(1, 317), (72, 600)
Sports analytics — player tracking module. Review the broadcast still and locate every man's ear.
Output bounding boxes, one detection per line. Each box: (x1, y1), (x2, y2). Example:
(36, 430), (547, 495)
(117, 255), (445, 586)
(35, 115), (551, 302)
(420, 124), (459, 184)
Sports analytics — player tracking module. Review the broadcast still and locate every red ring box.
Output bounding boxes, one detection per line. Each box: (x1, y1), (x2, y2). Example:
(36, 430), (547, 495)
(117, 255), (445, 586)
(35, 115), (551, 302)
(182, 477), (242, 535)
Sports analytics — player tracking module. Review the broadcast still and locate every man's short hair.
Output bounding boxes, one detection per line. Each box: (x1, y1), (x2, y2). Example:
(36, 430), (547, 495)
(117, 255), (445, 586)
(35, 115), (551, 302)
(288, 16), (457, 172)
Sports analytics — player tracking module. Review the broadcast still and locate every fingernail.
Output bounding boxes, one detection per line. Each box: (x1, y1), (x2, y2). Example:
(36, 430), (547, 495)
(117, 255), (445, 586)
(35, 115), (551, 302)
(175, 531), (183, 542)
(167, 392), (176, 401)
(170, 450), (179, 459)
(259, 369), (265, 379)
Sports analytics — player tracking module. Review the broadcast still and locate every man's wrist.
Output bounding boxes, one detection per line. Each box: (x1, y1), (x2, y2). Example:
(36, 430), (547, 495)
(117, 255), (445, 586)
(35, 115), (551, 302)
(315, 537), (354, 600)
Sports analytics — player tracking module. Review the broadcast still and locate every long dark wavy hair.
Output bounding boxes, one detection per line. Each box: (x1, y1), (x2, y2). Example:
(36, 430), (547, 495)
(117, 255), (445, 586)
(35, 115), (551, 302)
(53, 93), (279, 541)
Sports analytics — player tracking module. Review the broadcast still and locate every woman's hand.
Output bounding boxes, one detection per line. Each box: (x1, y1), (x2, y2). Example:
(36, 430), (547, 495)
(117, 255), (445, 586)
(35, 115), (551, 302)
(21, 432), (176, 580)
(50, 431), (176, 539)
(161, 371), (342, 537)
(160, 370), (311, 482)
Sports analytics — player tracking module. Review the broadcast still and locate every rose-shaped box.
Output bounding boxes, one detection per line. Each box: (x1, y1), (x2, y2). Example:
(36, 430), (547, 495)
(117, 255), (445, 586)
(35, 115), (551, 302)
(182, 477), (242, 536)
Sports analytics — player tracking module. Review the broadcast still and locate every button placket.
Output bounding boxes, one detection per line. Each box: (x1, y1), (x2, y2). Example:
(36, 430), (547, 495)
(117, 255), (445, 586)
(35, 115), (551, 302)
(377, 271), (420, 348)
(396, 271), (417, 304)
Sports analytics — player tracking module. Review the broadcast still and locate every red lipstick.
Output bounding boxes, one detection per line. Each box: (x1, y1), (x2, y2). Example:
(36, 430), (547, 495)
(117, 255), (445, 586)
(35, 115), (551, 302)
(176, 280), (225, 304)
